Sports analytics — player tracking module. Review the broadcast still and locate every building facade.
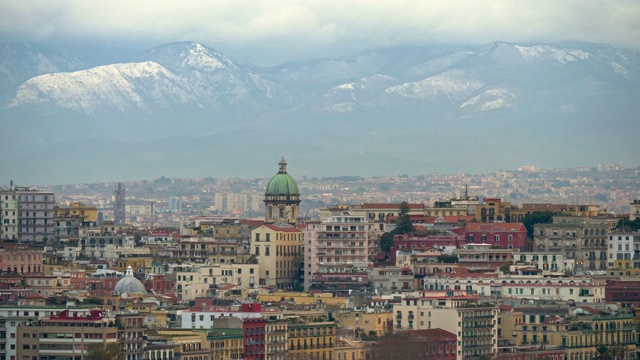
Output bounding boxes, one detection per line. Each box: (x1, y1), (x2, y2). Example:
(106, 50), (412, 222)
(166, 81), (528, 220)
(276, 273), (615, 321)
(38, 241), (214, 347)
(0, 184), (55, 242)
(303, 214), (375, 292)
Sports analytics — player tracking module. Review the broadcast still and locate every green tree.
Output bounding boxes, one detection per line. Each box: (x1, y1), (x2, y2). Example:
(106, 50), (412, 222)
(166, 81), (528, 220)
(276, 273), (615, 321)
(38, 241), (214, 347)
(522, 211), (554, 239)
(379, 201), (416, 254)
(395, 201), (416, 235)
(595, 344), (610, 360)
(379, 232), (395, 254)
(616, 218), (640, 232)
(86, 343), (121, 360)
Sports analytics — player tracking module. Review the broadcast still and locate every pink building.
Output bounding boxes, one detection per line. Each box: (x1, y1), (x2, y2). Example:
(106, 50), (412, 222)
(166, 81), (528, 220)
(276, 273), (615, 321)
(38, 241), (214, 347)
(464, 222), (528, 250)
(0, 244), (43, 274)
(303, 214), (375, 291)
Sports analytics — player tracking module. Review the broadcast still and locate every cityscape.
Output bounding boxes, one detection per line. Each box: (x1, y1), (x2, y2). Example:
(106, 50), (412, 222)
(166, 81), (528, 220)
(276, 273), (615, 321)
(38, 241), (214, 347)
(2, 1), (640, 360)
(1, 159), (640, 359)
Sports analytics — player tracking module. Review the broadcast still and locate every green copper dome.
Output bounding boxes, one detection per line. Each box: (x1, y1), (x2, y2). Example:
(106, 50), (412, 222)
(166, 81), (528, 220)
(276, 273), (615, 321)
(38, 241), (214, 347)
(266, 158), (299, 196)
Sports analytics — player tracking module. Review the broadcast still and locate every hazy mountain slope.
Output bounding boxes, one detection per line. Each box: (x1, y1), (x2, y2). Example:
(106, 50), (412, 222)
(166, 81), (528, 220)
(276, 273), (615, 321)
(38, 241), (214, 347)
(141, 42), (290, 108)
(2, 40), (640, 184)
(9, 61), (201, 113)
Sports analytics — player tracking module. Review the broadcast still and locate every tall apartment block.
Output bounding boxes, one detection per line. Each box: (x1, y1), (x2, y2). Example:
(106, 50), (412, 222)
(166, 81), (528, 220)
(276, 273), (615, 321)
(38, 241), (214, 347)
(114, 183), (125, 225)
(303, 214), (375, 291)
(1, 182), (55, 242)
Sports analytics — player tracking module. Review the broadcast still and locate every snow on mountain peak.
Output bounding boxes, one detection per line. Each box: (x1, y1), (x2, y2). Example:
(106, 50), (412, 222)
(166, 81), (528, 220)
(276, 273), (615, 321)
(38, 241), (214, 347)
(9, 61), (199, 113)
(385, 69), (483, 102)
(515, 45), (590, 63)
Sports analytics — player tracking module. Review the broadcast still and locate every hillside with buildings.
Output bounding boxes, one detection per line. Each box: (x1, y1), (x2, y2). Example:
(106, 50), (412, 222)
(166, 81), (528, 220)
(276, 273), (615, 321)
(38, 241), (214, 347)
(1, 160), (640, 359)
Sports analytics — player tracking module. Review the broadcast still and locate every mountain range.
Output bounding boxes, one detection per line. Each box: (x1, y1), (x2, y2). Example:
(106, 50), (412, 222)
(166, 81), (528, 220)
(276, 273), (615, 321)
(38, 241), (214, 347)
(1, 41), (639, 185)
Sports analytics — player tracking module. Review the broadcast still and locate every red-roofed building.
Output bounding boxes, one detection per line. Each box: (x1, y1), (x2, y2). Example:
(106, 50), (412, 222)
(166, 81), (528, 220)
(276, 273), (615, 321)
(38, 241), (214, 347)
(605, 281), (640, 306)
(390, 234), (464, 263)
(464, 222), (528, 250)
(374, 328), (457, 360)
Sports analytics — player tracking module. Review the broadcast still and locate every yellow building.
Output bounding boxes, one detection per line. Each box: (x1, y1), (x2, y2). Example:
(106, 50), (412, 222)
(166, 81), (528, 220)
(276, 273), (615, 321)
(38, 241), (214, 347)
(258, 291), (348, 308)
(115, 256), (153, 274)
(208, 328), (244, 360)
(336, 311), (393, 337)
(475, 198), (517, 223)
(251, 223), (303, 287)
(140, 309), (170, 329)
(155, 330), (211, 360)
(334, 338), (366, 360)
(561, 316), (636, 359)
(608, 260), (640, 276)
(423, 207), (468, 217)
(54, 201), (98, 221)
(287, 320), (336, 360)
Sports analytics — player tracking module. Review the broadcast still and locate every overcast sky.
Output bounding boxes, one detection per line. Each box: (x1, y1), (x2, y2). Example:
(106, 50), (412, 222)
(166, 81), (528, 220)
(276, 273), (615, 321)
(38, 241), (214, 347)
(1, 0), (639, 65)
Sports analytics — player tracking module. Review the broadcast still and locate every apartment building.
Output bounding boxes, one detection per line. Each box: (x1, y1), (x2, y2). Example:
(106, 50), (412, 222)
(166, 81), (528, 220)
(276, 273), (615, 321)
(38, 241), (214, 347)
(287, 320), (336, 360)
(303, 214), (375, 291)
(251, 223), (302, 288)
(534, 216), (609, 271)
(16, 309), (118, 360)
(0, 184), (55, 242)
(393, 293), (498, 360)
(607, 232), (637, 268)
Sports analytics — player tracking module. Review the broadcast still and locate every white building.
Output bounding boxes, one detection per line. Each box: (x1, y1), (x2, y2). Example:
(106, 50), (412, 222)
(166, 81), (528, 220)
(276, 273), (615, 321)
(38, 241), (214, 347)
(0, 183), (55, 242)
(608, 232), (637, 267)
(174, 263), (258, 301)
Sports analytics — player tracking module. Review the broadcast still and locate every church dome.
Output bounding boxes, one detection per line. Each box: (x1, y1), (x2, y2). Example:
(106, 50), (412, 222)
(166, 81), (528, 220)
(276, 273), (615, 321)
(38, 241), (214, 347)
(265, 158), (299, 196)
(114, 266), (147, 295)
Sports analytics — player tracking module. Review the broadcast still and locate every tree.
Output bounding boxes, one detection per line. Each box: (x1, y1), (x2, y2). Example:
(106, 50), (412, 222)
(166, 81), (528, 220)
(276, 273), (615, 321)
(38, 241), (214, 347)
(86, 343), (121, 360)
(595, 344), (610, 360)
(616, 218), (640, 232)
(395, 201), (416, 235)
(379, 232), (395, 254)
(379, 201), (415, 254)
(244, 254), (258, 264)
(522, 211), (554, 239)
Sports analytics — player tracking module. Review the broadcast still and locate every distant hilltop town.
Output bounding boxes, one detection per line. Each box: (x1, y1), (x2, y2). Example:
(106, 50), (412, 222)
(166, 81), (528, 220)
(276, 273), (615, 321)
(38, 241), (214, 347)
(1, 161), (640, 360)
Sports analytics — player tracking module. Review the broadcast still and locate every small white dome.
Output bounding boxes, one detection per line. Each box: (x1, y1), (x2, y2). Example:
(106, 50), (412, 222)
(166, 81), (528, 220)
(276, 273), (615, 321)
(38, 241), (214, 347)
(114, 266), (147, 295)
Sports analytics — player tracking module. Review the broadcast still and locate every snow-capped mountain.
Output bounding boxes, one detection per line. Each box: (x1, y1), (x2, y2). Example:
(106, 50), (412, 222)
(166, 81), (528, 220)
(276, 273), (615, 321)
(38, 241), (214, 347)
(10, 61), (201, 113)
(2, 40), (640, 184)
(140, 42), (288, 107)
(4, 41), (639, 116)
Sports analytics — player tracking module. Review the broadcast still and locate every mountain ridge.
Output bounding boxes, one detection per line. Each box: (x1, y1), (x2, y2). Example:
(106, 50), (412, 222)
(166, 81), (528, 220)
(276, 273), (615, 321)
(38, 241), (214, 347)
(1, 40), (639, 184)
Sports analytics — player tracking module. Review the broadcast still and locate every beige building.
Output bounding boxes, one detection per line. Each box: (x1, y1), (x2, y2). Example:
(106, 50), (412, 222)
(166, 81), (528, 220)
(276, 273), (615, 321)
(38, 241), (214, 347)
(251, 223), (302, 287)
(265, 317), (288, 360)
(175, 263), (259, 301)
(393, 292), (498, 360)
(534, 216), (609, 272)
(336, 310), (393, 337)
(17, 309), (119, 360)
